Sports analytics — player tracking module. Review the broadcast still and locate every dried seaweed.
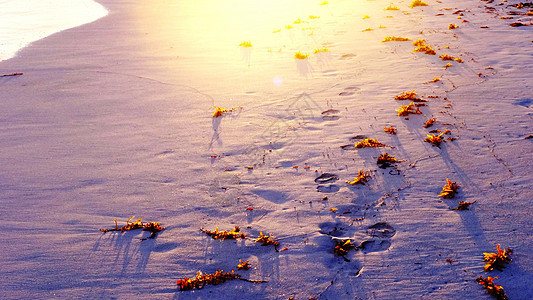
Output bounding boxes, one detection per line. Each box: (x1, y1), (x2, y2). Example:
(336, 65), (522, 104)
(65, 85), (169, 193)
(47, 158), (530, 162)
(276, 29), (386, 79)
(384, 126), (397, 134)
(213, 106), (243, 118)
(237, 259), (251, 270)
(334, 239), (356, 256)
(476, 276), (509, 300)
(440, 54), (455, 61)
(238, 41), (252, 47)
(256, 232), (280, 251)
(294, 51), (310, 59)
(453, 201), (476, 210)
(385, 5), (400, 10)
(438, 178), (460, 199)
(424, 118), (437, 128)
(424, 132), (445, 147)
(377, 153), (398, 168)
(483, 244), (513, 271)
(397, 102), (422, 116)
(448, 24), (459, 29)
(394, 90), (425, 101)
(99, 216), (165, 240)
(444, 62), (453, 69)
(201, 226), (247, 240)
(382, 36), (411, 42)
(413, 39), (436, 55)
(313, 47), (330, 54)
(177, 270), (267, 291)
(346, 170), (372, 185)
(410, 0), (428, 8)
(354, 138), (391, 148)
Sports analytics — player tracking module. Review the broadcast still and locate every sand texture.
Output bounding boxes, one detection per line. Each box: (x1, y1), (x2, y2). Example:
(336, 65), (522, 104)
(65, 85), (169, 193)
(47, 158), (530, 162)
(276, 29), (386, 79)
(1, 0), (532, 299)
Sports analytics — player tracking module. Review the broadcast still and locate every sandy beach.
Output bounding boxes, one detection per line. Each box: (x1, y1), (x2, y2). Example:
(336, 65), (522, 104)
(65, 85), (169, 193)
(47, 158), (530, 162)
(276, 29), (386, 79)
(1, 0), (532, 299)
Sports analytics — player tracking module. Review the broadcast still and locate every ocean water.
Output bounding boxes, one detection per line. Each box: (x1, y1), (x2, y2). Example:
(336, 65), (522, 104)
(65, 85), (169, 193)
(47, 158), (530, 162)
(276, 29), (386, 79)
(0, 0), (107, 62)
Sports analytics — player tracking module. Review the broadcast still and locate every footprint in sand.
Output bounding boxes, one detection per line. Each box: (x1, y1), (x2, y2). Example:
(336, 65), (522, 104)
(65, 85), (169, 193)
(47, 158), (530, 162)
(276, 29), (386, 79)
(367, 222), (396, 238)
(339, 86), (360, 96)
(321, 109), (341, 121)
(315, 173), (340, 193)
(359, 222), (396, 253)
(315, 173), (339, 184)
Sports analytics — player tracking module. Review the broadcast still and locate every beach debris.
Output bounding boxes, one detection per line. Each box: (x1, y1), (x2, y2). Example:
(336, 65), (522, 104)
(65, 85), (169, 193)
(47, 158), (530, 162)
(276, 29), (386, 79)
(385, 5), (400, 10)
(525, 135), (533, 139)
(377, 153), (398, 168)
(320, 1), (328, 5)
(425, 76), (441, 83)
(313, 47), (330, 54)
(363, 15), (371, 19)
(455, 57), (464, 63)
(309, 15), (320, 19)
(362, 28), (374, 32)
(444, 62), (453, 69)
(255, 232), (280, 251)
(334, 239), (356, 256)
(272, 28), (281, 33)
(330, 208), (338, 212)
(453, 201), (476, 210)
(294, 51), (310, 59)
(410, 0), (428, 8)
(237, 259), (251, 270)
(448, 24), (459, 29)
(397, 102), (422, 116)
(394, 90), (426, 102)
(201, 226), (247, 240)
(476, 276), (509, 300)
(424, 132), (446, 147)
(99, 216), (165, 240)
(354, 138), (391, 148)
(213, 106), (242, 118)
(424, 118), (437, 128)
(510, 22), (528, 27)
(293, 18), (308, 24)
(384, 126), (397, 134)
(483, 244), (513, 271)
(440, 54), (455, 61)
(346, 170), (372, 185)
(1, 72), (23, 77)
(238, 41), (252, 47)
(438, 178), (460, 199)
(382, 36), (411, 42)
(413, 39), (436, 55)
(315, 173), (339, 184)
(177, 270), (267, 291)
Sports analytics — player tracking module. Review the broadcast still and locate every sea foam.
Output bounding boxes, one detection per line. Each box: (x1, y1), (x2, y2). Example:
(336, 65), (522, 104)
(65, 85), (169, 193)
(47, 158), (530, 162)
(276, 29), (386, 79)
(0, 0), (107, 62)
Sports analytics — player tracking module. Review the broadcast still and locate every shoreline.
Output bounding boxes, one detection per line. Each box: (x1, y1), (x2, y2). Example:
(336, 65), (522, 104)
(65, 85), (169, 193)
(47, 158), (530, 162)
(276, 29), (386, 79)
(0, 0), (107, 63)
(1, 0), (532, 299)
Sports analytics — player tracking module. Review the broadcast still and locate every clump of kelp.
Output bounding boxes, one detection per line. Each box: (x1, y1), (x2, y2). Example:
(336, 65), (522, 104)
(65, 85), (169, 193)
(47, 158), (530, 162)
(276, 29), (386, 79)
(99, 216), (165, 240)
(177, 270), (267, 291)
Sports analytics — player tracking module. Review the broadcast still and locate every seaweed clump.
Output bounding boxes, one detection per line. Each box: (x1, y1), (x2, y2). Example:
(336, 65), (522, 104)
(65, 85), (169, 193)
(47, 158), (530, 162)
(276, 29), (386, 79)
(476, 276), (509, 300)
(384, 126), (397, 134)
(483, 244), (513, 271)
(382, 36), (411, 42)
(355, 138), (391, 148)
(438, 178), (460, 199)
(177, 270), (266, 291)
(346, 170), (372, 185)
(99, 216), (165, 240)
(256, 232), (280, 251)
(201, 226), (247, 240)
(377, 153), (398, 168)
(410, 0), (428, 8)
(334, 239), (356, 256)
(397, 102), (422, 116)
